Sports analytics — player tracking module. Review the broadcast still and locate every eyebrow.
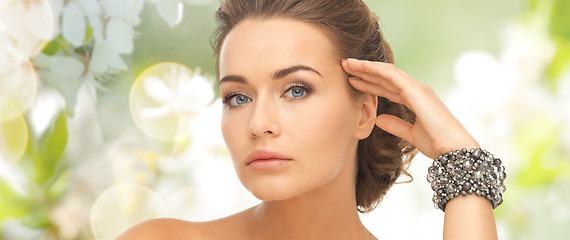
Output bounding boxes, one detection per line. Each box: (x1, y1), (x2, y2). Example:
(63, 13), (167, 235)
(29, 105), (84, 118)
(219, 65), (322, 85)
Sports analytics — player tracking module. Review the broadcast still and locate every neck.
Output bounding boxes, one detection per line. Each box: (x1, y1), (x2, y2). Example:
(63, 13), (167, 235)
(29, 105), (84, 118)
(247, 144), (374, 240)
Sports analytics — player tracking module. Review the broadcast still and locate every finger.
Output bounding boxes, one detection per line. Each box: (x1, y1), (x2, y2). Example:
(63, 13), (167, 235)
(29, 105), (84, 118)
(344, 59), (453, 126)
(345, 60), (447, 115)
(343, 59), (414, 91)
(345, 69), (401, 93)
(342, 60), (401, 93)
(375, 114), (415, 146)
(348, 77), (407, 106)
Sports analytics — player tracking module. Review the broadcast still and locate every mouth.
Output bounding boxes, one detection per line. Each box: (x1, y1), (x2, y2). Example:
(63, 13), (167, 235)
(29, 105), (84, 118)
(246, 149), (293, 170)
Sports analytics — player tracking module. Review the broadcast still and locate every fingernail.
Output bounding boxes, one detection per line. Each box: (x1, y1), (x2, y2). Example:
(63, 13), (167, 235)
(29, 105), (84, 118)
(346, 58), (358, 61)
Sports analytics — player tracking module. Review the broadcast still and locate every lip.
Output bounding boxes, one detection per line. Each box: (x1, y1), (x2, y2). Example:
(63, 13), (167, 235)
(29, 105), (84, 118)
(246, 149), (293, 170)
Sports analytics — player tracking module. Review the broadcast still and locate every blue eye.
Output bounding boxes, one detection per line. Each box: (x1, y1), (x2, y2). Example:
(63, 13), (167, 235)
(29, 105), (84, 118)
(223, 93), (252, 107)
(234, 95), (250, 105)
(285, 87), (306, 98)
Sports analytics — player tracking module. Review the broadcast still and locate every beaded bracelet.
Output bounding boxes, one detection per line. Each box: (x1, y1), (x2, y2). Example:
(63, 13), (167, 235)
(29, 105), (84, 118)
(427, 148), (506, 212)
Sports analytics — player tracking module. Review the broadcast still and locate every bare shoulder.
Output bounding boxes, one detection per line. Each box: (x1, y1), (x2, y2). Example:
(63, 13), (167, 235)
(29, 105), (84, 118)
(116, 218), (209, 240)
(117, 208), (254, 240)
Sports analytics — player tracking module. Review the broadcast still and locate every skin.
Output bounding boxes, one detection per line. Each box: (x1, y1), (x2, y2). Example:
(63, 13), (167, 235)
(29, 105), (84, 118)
(118, 17), (498, 240)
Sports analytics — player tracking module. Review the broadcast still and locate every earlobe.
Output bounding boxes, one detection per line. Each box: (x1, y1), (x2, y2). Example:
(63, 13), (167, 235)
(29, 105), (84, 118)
(354, 94), (377, 140)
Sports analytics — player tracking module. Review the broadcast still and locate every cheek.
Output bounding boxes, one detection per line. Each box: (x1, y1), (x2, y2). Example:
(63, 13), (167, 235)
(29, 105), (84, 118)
(221, 110), (249, 159)
(284, 91), (360, 163)
(294, 88), (358, 137)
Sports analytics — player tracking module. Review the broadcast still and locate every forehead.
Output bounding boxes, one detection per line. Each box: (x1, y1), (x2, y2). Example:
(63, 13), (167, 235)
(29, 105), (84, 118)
(219, 17), (339, 78)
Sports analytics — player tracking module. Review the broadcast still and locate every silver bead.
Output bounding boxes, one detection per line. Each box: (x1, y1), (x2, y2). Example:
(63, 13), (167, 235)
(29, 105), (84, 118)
(446, 184), (456, 194)
(464, 159), (473, 168)
(452, 169), (463, 181)
(500, 171), (507, 180)
(431, 180), (440, 191)
(473, 149), (482, 159)
(427, 172), (435, 182)
(499, 185), (506, 193)
(493, 158), (502, 166)
(474, 171), (482, 180)
(441, 174), (450, 183)
(481, 162), (491, 172)
(432, 196), (440, 203)
(463, 181), (472, 191)
(429, 148), (505, 212)
(436, 167), (444, 176)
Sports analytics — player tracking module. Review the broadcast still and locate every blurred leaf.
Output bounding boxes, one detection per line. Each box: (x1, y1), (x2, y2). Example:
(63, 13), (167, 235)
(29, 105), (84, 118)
(20, 129), (40, 183)
(34, 112), (68, 184)
(547, 38), (570, 86)
(546, 0), (570, 83)
(47, 170), (71, 201)
(41, 35), (73, 56)
(41, 41), (60, 56)
(530, 0), (540, 11)
(74, 45), (90, 56)
(22, 206), (51, 229)
(550, 0), (570, 41)
(84, 25), (93, 44)
(515, 116), (564, 186)
(0, 180), (30, 221)
(529, 0), (551, 12)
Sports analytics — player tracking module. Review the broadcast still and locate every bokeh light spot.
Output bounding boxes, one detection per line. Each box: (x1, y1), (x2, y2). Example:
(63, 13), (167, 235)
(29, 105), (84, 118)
(0, 52), (38, 122)
(90, 183), (167, 240)
(164, 187), (199, 219)
(129, 62), (213, 142)
(0, 101), (28, 164)
(0, 0), (55, 57)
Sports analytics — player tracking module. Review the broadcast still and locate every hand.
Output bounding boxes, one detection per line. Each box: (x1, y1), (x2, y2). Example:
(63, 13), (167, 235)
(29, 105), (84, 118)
(341, 58), (479, 159)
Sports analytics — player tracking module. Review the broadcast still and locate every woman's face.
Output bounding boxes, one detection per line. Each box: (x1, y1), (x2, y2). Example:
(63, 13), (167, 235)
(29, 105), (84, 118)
(219, 18), (370, 201)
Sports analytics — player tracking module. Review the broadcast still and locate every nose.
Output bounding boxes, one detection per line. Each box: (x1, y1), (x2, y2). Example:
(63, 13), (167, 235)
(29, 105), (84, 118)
(248, 96), (281, 137)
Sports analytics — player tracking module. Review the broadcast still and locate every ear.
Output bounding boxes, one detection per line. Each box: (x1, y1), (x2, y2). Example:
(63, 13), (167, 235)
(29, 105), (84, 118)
(353, 94), (377, 140)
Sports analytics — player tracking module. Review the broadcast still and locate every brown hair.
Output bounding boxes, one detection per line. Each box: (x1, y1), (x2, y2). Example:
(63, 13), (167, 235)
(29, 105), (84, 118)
(212, 0), (417, 213)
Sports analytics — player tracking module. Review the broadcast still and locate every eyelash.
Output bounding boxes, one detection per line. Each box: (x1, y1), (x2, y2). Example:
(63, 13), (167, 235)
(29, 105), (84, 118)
(283, 82), (313, 99)
(221, 91), (250, 106)
(221, 82), (314, 108)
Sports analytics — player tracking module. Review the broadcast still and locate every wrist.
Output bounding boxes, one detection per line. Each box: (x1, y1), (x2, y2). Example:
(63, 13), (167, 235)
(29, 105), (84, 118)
(438, 139), (480, 157)
(427, 148), (506, 211)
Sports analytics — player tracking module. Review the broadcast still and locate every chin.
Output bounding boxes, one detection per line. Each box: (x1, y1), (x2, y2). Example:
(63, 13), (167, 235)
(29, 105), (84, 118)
(242, 178), (304, 202)
(250, 189), (294, 201)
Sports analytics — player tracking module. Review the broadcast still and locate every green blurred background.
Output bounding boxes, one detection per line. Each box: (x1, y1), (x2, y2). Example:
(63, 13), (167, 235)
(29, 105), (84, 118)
(1, 0), (569, 239)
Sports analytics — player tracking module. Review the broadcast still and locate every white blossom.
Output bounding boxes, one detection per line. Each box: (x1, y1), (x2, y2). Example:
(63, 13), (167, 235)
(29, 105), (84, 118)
(183, 0), (214, 6)
(141, 66), (214, 119)
(156, 0), (184, 28)
(33, 53), (87, 115)
(61, 0), (86, 47)
(0, 0), (55, 57)
(75, 0), (143, 74)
